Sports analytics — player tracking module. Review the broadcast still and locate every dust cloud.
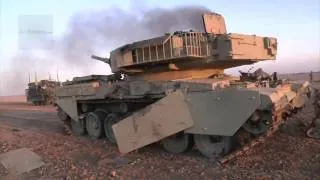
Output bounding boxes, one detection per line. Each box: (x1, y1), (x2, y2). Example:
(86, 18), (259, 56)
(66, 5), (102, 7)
(1, 5), (211, 96)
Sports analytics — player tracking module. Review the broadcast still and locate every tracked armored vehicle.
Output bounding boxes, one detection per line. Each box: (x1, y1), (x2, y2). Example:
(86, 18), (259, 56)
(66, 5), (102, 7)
(55, 12), (310, 161)
(26, 79), (61, 105)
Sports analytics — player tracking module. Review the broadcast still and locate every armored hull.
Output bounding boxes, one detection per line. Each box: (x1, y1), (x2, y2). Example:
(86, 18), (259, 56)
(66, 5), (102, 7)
(55, 74), (309, 160)
(54, 12), (310, 160)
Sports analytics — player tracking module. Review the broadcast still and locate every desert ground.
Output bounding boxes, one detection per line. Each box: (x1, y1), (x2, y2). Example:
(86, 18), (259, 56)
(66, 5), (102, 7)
(279, 72), (320, 82)
(0, 73), (319, 179)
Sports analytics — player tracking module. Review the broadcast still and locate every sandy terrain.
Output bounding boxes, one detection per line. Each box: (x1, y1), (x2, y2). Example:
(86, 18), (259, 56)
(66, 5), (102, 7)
(0, 95), (26, 103)
(279, 71), (320, 81)
(0, 75), (319, 179)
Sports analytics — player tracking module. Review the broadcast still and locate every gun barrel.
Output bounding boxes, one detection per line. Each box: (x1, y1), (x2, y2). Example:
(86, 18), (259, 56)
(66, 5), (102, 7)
(91, 55), (110, 64)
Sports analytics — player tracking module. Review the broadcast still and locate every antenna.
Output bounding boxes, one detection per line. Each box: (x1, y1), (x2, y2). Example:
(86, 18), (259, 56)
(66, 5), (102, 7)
(35, 72), (38, 83)
(48, 72), (51, 80)
(28, 72), (31, 83)
(56, 67), (60, 82)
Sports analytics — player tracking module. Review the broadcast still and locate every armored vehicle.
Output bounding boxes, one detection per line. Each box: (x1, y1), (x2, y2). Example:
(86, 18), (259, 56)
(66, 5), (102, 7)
(55, 12), (310, 161)
(26, 79), (61, 105)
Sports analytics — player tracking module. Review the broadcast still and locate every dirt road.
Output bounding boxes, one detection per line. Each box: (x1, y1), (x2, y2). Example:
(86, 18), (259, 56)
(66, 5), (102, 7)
(0, 99), (319, 179)
(0, 103), (63, 134)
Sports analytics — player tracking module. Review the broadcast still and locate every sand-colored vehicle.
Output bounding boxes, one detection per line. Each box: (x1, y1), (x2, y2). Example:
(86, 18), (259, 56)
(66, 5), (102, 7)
(26, 80), (61, 105)
(54, 12), (310, 160)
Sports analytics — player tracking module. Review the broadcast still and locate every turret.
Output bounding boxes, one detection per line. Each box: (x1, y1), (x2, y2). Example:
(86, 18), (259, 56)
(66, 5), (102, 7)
(93, 12), (278, 81)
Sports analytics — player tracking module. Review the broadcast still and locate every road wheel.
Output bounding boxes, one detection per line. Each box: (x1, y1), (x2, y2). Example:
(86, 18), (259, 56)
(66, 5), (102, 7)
(71, 119), (86, 136)
(194, 134), (232, 159)
(162, 132), (194, 154)
(306, 127), (320, 139)
(104, 113), (120, 144)
(242, 111), (270, 135)
(86, 111), (106, 139)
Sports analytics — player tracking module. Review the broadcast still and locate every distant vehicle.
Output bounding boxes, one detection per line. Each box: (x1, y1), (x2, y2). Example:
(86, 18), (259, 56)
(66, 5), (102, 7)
(25, 79), (61, 105)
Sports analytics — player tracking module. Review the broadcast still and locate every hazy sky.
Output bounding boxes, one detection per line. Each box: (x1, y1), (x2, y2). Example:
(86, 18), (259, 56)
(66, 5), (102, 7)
(0, 0), (319, 95)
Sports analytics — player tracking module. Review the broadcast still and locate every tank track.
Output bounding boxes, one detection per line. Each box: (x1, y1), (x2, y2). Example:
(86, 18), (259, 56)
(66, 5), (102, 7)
(220, 127), (279, 164)
(220, 111), (288, 164)
(61, 110), (286, 162)
(63, 120), (73, 136)
(56, 88), (303, 162)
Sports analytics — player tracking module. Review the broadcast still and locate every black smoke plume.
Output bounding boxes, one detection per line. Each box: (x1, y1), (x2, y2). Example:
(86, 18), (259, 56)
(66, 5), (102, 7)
(58, 5), (211, 68)
(2, 5), (211, 95)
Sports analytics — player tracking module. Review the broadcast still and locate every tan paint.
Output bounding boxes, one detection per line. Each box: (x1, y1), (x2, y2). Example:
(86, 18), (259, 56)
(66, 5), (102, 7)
(262, 83), (309, 111)
(104, 13), (278, 80)
(139, 69), (224, 81)
(291, 81), (310, 108)
(202, 13), (227, 34)
(216, 34), (277, 60)
(55, 82), (100, 97)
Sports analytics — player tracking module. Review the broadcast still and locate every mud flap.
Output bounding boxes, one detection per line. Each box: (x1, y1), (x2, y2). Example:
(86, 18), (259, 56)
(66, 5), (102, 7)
(112, 90), (194, 154)
(184, 89), (261, 136)
(55, 97), (78, 121)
